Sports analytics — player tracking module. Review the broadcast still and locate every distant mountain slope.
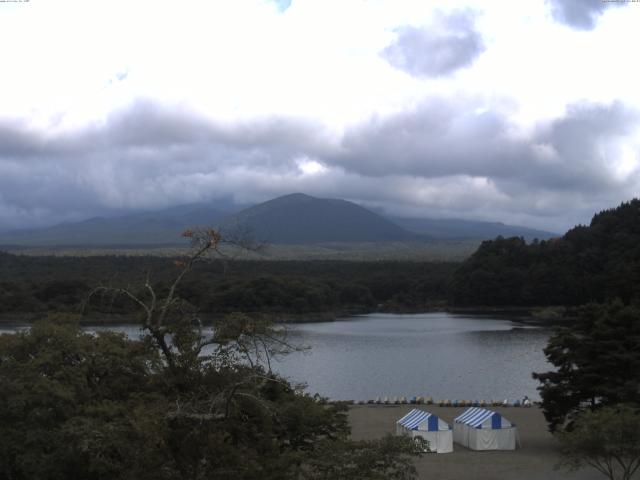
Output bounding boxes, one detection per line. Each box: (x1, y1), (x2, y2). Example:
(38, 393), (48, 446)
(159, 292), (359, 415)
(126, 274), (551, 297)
(0, 192), (558, 248)
(0, 194), (421, 246)
(0, 205), (230, 246)
(221, 193), (422, 244)
(390, 217), (558, 241)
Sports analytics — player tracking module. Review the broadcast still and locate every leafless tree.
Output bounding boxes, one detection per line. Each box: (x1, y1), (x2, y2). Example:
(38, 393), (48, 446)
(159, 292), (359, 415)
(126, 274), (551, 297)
(83, 228), (309, 423)
(84, 228), (298, 370)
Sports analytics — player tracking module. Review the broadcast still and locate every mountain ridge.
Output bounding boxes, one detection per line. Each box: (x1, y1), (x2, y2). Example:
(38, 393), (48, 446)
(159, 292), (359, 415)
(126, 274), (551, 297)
(218, 193), (421, 243)
(390, 216), (557, 242)
(0, 193), (559, 247)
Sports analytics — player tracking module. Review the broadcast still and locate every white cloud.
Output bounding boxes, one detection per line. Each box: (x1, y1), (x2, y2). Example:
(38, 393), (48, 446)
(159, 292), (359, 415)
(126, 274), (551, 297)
(296, 158), (328, 175)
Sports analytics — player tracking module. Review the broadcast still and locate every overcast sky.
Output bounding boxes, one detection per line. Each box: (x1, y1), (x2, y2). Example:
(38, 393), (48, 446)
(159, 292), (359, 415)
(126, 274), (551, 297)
(1, 0), (639, 233)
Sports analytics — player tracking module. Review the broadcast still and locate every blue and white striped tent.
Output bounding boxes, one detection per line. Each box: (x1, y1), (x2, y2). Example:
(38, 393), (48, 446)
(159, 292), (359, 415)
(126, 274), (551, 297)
(396, 409), (453, 453)
(453, 407), (518, 450)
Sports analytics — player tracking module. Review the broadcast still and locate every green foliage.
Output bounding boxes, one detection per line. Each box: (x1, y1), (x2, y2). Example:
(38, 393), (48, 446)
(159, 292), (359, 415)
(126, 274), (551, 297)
(302, 435), (418, 480)
(0, 253), (455, 317)
(556, 404), (640, 480)
(0, 224), (427, 479)
(0, 318), (417, 480)
(533, 301), (640, 432)
(450, 199), (640, 306)
(0, 320), (165, 479)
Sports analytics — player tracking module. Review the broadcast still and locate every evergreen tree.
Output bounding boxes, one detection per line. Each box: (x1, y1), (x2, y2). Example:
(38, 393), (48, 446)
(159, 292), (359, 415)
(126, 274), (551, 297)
(533, 301), (640, 431)
(556, 404), (640, 480)
(450, 199), (640, 306)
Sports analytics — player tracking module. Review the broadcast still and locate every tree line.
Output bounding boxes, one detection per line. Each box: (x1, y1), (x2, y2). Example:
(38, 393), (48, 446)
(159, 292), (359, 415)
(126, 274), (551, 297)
(449, 199), (640, 306)
(4, 199), (640, 317)
(533, 300), (640, 480)
(0, 253), (455, 319)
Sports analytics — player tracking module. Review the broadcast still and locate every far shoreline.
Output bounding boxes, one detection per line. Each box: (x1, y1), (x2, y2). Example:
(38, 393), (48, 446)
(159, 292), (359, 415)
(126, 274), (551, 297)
(0, 306), (570, 327)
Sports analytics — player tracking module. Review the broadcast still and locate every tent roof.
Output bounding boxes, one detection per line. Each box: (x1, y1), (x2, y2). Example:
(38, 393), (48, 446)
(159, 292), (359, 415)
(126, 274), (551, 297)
(397, 409), (443, 431)
(454, 407), (507, 428)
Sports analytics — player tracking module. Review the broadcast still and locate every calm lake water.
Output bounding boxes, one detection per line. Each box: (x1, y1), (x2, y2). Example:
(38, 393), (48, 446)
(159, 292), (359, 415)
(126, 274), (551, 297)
(274, 313), (552, 401)
(0, 312), (552, 401)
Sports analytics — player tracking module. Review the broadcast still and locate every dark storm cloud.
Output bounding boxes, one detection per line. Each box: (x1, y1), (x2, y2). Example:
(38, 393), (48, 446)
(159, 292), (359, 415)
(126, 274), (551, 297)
(0, 100), (327, 179)
(381, 10), (485, 77)
(0, 98), (638, 232)
(328, 99), (637, 195)
(78, 100), (326, 158)
(320, 99), (638, 229)
(0, 120), (52, 157)
(0, 101), (328, 230)
(547, 0), (626, 30)
(334, 98), (518, 178)
(532, 101), (638, 189)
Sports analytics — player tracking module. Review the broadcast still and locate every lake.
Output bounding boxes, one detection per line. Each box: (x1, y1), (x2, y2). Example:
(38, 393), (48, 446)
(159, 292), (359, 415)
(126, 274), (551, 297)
(0, 312), (552, 401)
(273, 313), (552, 401)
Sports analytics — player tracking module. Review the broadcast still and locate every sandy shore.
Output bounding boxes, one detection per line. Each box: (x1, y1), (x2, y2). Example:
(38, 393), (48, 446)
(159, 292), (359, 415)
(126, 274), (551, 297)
(348, 405), (608, 480)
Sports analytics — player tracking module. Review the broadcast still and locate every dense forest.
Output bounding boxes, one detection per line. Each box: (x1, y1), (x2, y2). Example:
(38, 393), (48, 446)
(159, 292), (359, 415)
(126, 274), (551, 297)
(3, 198), (640, 319)
(0, 253), (455, 320)
(449, 199), (640, 306)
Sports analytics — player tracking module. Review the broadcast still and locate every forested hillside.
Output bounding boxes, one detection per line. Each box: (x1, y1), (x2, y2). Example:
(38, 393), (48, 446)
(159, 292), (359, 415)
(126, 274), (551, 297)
(449, 199), (640, 306)
(0, 253), (455, 319)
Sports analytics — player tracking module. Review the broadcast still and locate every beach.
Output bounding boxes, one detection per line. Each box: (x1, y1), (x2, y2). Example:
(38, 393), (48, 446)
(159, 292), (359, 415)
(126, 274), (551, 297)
(348, 405), (606, 480)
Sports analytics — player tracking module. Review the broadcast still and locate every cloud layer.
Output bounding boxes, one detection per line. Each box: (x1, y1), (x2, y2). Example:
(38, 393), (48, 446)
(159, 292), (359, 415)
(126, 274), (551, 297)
(1, 97), (638, 233)
(1, 0), (639, 234)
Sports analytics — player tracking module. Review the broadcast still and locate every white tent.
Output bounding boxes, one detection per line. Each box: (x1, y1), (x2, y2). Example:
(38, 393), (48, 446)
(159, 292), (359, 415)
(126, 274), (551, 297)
(396, 409), (453, 453)
(453, 407), (519, 451)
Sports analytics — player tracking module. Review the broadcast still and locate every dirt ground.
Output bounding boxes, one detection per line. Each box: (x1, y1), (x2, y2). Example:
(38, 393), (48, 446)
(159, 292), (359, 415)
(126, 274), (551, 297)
(348, 405), (610, 480)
